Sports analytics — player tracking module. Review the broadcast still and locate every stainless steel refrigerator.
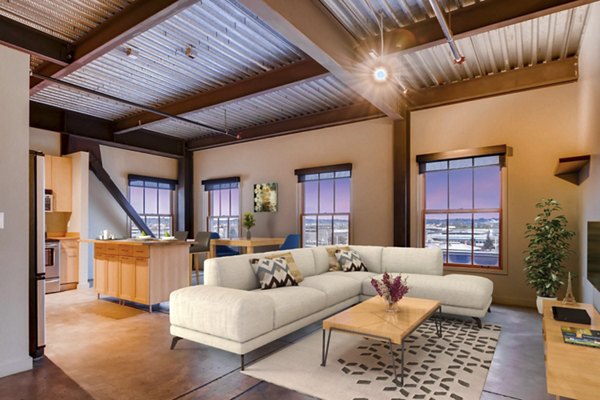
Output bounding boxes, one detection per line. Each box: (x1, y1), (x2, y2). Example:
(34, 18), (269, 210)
(29, 151), (46, 358)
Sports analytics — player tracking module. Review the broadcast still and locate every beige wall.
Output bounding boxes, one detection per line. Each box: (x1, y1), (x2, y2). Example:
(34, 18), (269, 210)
(410, 63), (598, 307)
(577, 3), (600, 310)
(29, 127), (61, 156)
(193, 118), (394, 246)
(0, 46), (32, 376)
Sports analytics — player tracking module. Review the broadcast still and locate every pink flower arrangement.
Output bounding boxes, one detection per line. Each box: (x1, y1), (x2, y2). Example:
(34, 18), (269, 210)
(371, 272), (409, 304)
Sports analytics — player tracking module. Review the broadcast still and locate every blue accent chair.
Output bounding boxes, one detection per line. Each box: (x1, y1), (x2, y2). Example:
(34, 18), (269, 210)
(210, 232), (240, 257)
(279, 234), (301, 250)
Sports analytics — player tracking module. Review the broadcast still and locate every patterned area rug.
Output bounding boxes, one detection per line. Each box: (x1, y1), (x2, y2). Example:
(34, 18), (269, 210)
(243, 319), (501, 400)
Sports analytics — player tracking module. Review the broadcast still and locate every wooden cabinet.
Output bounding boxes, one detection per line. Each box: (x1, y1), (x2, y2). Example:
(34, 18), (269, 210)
(91, 241), (187, 311)
(106, 255), (120, 297)
(44, 155), (72, 212)
(94, 255), (107, 293)
(59, 239), (79, 290)
(134, 257), (149, 304)
(119, 256), (136, 301)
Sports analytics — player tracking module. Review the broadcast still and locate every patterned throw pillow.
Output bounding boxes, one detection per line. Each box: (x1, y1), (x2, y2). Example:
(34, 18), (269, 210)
(335, 250), (368, 272)
(265, 252), (303, 283)
(250, 258), (298, 289)
(326, 246), (351, 271)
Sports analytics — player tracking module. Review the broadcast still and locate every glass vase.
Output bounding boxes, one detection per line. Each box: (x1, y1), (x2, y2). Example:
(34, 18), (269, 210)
(386, 299), (399, 313)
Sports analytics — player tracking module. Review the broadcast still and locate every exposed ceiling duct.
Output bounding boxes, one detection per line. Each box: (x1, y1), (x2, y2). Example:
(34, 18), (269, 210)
(428, 0), (465, 64)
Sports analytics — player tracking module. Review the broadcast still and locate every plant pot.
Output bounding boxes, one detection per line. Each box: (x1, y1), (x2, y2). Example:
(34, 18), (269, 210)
(536, 295), (557, 314)
(246, 229), (251, 240)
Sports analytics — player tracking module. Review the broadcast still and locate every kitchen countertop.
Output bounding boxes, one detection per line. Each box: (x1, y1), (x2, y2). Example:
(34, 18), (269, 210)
(81, 238), (190, 246)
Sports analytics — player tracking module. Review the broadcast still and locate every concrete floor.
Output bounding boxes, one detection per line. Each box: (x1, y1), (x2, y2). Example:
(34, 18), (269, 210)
(0, 288), (554, 400)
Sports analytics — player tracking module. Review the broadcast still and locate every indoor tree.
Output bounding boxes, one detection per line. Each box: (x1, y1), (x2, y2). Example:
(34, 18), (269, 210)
(524, 198), (575, 305)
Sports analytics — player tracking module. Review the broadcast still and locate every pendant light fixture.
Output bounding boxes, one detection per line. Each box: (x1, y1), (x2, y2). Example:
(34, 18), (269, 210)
(372, 12), (389, 82)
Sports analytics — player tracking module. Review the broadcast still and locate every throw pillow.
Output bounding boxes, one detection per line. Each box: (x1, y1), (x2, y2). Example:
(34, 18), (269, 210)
(335, 249), (368, 272)
(265, 252), (303, 283)
(326, 246), (351, 271)
(250, 258), (298, 289)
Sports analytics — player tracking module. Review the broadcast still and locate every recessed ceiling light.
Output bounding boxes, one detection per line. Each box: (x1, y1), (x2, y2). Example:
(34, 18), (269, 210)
(125, 47), (138, 60)
(373, 67), (388, 82)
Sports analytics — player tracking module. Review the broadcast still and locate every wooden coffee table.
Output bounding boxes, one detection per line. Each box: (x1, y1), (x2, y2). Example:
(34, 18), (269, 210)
(321, 296), (442, 386)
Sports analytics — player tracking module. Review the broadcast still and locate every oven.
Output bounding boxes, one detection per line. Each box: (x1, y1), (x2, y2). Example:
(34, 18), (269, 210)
(45, 240), (60, 293)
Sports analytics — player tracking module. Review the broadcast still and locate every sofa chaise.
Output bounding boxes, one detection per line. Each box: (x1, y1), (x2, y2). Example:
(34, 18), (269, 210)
(169, 245), (493, 368)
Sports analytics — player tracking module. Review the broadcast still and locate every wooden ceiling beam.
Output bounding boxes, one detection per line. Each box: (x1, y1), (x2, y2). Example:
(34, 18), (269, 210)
(30, 101), (185, 158)
(30, 0), (198, 95)
(187, 102), (384, 150)
(239, 0), (406, 120)
(365, 0), (595, 59)
(408, 57), (579, 110)
(0, 14), (72, 65)
(114, 59), (328, 134)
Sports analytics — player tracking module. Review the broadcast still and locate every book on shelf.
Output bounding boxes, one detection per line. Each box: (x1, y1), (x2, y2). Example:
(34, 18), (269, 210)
(561, 326), (600, 349)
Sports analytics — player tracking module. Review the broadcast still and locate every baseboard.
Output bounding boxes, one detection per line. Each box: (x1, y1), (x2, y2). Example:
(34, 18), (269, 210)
(492, 296), (536, 308)
(0, 355), (32, 378)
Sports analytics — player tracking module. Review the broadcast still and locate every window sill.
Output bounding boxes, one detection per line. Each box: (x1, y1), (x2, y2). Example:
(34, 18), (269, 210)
(443, 265), (507, 276)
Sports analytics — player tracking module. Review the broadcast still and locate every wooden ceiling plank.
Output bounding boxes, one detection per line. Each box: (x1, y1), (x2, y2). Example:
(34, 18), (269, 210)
(187, 102), (384, 150)
(114, 59), (328, 134)
(408, 57), (579, 110)
(239, 0), (406, 120)
(29, 0), (198, 95)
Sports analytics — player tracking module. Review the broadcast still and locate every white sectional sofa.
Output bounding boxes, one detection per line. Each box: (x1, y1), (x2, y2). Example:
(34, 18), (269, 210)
(169, 245), (493, 367)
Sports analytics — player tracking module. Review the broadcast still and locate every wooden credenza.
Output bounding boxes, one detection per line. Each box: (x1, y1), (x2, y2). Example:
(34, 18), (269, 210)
(542, 301), (600, 399)
(92, 240), (188, 311)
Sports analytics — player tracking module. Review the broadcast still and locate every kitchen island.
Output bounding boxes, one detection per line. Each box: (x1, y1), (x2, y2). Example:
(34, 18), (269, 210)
(84, 239), (189, 312)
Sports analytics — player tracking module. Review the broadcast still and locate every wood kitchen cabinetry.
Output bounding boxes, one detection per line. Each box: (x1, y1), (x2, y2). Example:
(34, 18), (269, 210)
(59, 239), (79, 290)
(44, 155), (72, 212)
(91, 240), (187, 311)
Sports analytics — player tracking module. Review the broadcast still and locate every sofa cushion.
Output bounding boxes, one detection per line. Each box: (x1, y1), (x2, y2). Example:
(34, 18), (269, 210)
(311, 247), (332, 275)
(265, 252), (303, 283)
(251, 258), (298, 289)
(254, 286), (327, 328)
(349, 246), (383, 273)
(327, 270), (376, 283)
(169, 286), (274, 342)
(261, 248), (316, 278)
(300, 273), (361, 307)
(362, 273), (493, 310)
(382, 247), (442, 276)
(335, 249), (368, 272)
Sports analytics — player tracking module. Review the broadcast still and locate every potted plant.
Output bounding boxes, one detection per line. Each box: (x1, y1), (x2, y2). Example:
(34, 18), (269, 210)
(524, 198), (575, 314)
(243, 212), (255, 240)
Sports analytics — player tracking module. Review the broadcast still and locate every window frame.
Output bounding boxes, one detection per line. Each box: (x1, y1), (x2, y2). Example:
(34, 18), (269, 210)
(418, 152), (507, 273)
(297, 166), (352, 248)
(206, 187), (240, 239)
(127, 177), (176, 239)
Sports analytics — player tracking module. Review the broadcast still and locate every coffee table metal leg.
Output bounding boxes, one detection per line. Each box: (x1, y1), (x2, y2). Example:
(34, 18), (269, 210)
(400, 341), (405, 387)
(321, 329), (332, 367)
(434, 306), (443, 337)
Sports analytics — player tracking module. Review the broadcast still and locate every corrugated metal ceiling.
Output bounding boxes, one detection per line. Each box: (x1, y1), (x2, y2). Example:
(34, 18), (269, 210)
(30, 0), (307, 119)
(320, 0), (589, 90)
(0, 0), (135, 42)
(146, 75), (364, 139)
(0, 0), (135, 70)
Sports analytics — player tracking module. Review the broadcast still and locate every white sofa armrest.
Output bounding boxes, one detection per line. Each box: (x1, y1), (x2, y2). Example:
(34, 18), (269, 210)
(170, 286), (274, 342)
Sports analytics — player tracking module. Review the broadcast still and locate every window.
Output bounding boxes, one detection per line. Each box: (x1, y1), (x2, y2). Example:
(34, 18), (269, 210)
(202, 177), (240, 238)
(128, 175), (176, 238)
(419, 151), (504, 269)
(296, 164), (351, 247)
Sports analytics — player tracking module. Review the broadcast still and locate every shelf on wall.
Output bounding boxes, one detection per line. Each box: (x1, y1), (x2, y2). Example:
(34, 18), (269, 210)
(554, 155), (591, 185)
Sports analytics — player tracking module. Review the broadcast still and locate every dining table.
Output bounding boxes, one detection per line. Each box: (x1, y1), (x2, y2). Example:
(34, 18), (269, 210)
(208, 237), (285, 258)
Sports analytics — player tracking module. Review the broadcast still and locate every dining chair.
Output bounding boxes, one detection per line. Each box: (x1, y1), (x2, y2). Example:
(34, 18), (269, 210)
(210, 232), (240, 257)
(189, 232), (212, 285)
(174, 231), (188, 241)
(279, 234), (301, 250)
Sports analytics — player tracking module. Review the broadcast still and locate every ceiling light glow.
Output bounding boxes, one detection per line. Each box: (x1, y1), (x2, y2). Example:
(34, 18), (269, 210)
(373, 67), (388, 82)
